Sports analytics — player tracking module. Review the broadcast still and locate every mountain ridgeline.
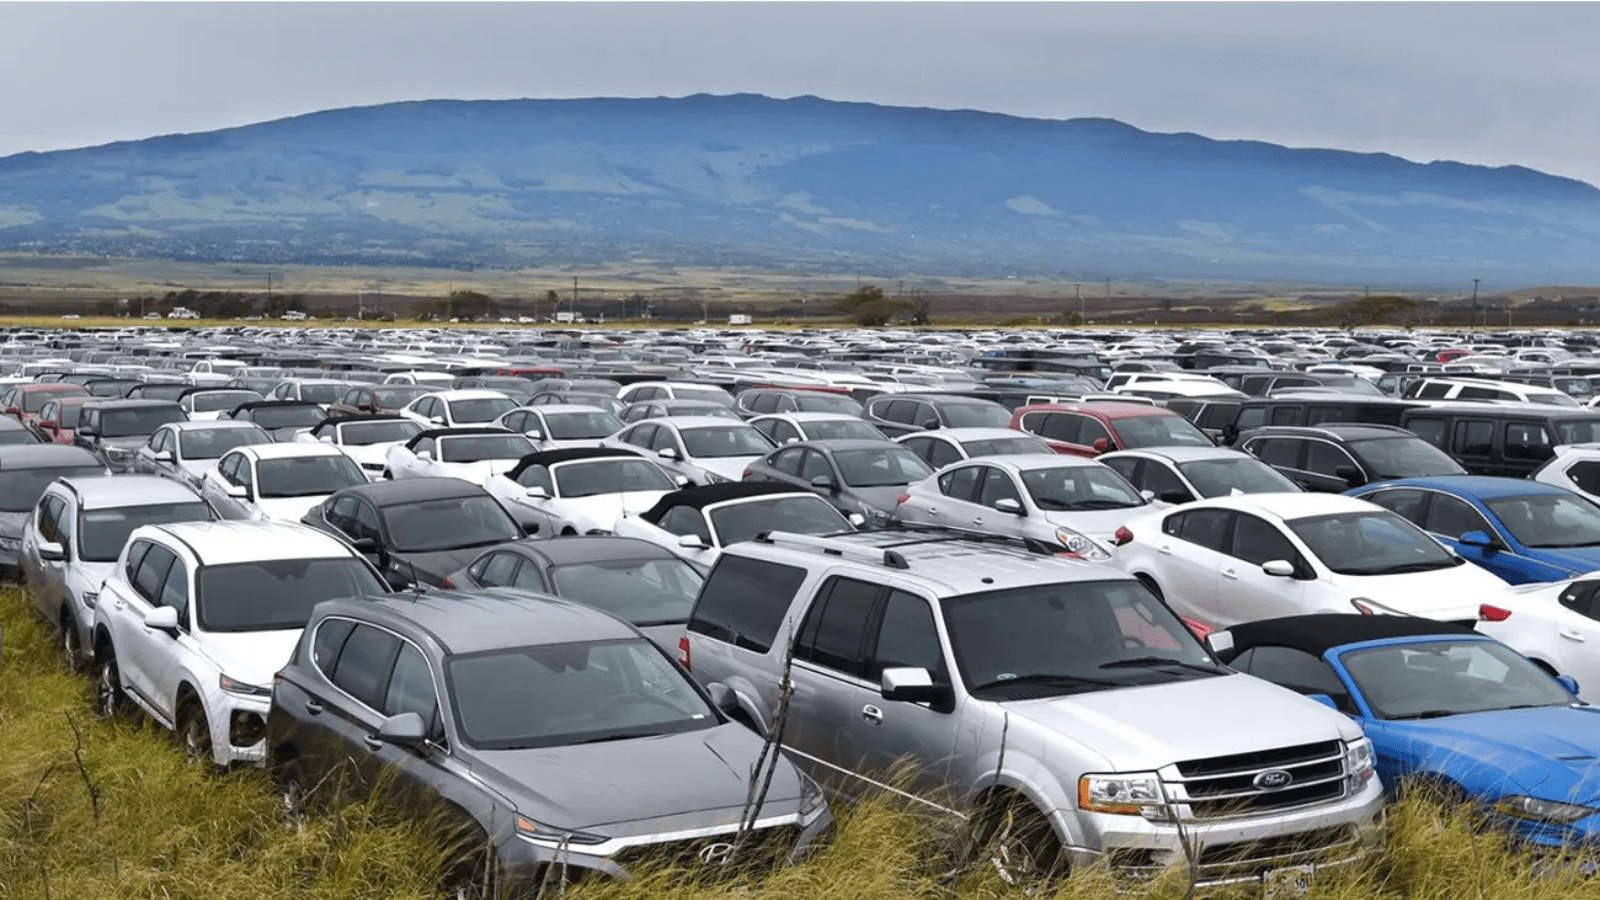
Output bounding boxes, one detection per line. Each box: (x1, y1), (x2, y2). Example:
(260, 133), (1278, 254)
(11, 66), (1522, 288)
(2, 93), (1598, 285)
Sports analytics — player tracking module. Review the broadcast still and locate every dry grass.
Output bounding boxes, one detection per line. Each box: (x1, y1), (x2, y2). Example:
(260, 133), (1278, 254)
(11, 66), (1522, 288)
(2, 585), (1596, 899)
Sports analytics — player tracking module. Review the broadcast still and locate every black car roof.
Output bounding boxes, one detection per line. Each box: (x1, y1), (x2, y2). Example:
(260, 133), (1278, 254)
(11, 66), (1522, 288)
(312, 414), (411, 430)
(1214, 614), (1478, 663)
(640, 481), (814, 523)
(505, 447), (641, 479)
(333, 476), (488, 506)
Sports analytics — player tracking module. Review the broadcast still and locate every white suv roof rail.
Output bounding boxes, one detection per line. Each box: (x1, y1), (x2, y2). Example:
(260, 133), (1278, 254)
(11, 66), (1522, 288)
(751, 527), (1061, 571)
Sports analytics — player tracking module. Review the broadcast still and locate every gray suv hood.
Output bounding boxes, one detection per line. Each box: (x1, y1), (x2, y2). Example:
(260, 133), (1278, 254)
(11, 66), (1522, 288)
(470, 723), (804, 837)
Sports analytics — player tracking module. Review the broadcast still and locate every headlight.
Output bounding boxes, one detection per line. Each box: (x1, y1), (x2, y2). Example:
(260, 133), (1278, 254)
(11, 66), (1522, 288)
(702, 471), (731, 485)
(103, 447), (133, 460)
(0, 536), (21, 552)
(1494, 795), (1596, 824)
(514, 814), (608, 845)
(1345, 737), (1375, 792)
(1350, 597), (1403, 616)
(218, 674), (271, 697)
(798, 775), (828, 821)
(1078, 771), (1163, 815)
(1056, 528), (1111, 562)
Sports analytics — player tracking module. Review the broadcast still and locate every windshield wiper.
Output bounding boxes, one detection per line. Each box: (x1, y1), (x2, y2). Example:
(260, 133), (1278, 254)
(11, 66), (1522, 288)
(970, 672), (1120, 693)
(1099, 657), (1230, 675)
(1365, 560), (1457, 575)
(1394, 709), (1459, 720)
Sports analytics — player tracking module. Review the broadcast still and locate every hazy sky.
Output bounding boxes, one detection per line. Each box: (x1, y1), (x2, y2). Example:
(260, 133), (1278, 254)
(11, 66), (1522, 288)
(4, 2), (1598, 186)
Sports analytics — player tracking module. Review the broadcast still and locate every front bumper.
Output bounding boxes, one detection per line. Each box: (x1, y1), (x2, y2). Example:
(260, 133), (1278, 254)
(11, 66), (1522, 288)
(203, 689), (271, 766)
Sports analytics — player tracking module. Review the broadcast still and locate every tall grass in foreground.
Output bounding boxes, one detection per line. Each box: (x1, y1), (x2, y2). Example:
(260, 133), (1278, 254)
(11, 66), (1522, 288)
(2, 584), (1597, 900)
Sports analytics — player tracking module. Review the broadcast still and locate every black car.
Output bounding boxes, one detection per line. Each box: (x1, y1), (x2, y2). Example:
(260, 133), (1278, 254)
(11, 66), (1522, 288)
(74, 399), (188, 472)
(123, 382), (193, 402)
(301, 476), (524, 588)
(859, 392), (1013, 438)
(1238, 423), (1466, 492)
(443, 535), (704, 651)
(732, 387), (863, 419)
(743, 438), (934, 525)
(265, 590), (827, 892)
(225, 400), (328, 441)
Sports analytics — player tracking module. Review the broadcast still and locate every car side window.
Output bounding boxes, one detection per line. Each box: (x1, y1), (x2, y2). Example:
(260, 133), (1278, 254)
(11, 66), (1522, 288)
(938, 465), (982, 502)
(510, 562), (547, 592)
(124, 539), (152, 582)
(1176, 508), (1233, 552)
(1505, 422), (1553, 461)
(1567, 461), (1600, 496)
(659, 506), (711, 543)
(772, 421), (800, 445)
(794, 576), (879, 677)
(1455, 420), (1494, 457)
(649, 426), (680, 454)
(479, 552), (522, 587)
(312, 617), (357, 679)
(1406, 417), (1448, 448)
(1233, 645), (1353, 712)
(383, 640), (440, 733)
(977, 466), (1022, 509)
(869, 590), (946, 683)
(1253, 438), (1303, 469)
(1229, 514), (1303, 568)
(798, 450), (833, 483)
(235, 458), (254, 491)
(770, 447), (805, 476)
(36, 495), (62, 542)
(327, 496), (358, 532)
(688, 555), (808, 653)
(516, 464), (554, 493)
(1363, 488), (1428, 525)
(1559, 581), (1600, 621)
(927, 439), (963, 469)
(353, 501), (383, 543)
(1037, 413), (1081, 444)
(331, 624), (402, 710)
(411, 436), (435, 458)
(1141, 461), (1192, 502)
(1306, 441), (1357, 477)
(217, 453), (239, 484)
(1101, 456), (1141, 485)
(1077, 416), (1111, 447)
(159, 558), (190, 629)
(132, 544), (177, 604)
(1423, 493), (1493, 540)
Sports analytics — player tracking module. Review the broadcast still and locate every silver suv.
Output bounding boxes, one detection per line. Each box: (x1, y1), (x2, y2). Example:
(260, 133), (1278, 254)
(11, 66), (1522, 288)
(680, 529), (1383, 886)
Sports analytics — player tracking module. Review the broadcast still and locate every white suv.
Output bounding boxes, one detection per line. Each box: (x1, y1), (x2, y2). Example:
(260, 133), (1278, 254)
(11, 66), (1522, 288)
(91, 520), (387, 766)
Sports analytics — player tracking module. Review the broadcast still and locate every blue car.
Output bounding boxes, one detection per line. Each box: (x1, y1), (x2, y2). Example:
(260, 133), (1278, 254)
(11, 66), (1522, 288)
(1348, 476), (1600, 584)
(1211, 614), (1598, 849)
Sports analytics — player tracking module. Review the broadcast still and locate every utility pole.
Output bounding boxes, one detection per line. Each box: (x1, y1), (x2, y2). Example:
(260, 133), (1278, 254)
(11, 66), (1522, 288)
(1076, 283), (1083, 323)
(572, 277), (578, 320)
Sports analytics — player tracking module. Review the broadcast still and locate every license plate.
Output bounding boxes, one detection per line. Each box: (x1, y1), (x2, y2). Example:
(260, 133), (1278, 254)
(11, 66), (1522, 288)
(1262, 864), (1313, 900)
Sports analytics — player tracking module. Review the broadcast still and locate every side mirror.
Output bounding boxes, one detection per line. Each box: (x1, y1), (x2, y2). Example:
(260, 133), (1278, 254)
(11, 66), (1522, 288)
(38, 419), (56, 430)
(525, 485), (549, 499)
(809, 474), (838, 491)
(143, 606), (180, 632)
(526, 430), (544, 441)
(225, 483), (249, 499)
(154, 450), (174, 463)
(880, 667), (949, 704)
(1459, 530), (1497, 550)
(350, 537), (380, 554)
(1262, 559), (1296, 577)
(37, 540), (65, 562)
(674, 476), (692, 487)
(417, 449), (433, 461)
(919, 419), (941, 431)
(1557, 674), (1581, 696)
(677, 534), (707, 549)
(706, 682), (741, 716)
(658, 447), (679, 460)
(429, 416), (445, 425)
(382, 569), (410, 591)
(994, 497), (1025, 516)
(318, 435), (333, 443)
(1334, 464), (1364, 487)
(376, 711), (428, 746)
(357, 403), (374, 413)
(1092, 437), (1113, 454)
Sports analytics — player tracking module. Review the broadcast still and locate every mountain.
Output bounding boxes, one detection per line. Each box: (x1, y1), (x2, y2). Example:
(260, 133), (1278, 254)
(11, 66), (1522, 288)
(2, 93), (1599, 286)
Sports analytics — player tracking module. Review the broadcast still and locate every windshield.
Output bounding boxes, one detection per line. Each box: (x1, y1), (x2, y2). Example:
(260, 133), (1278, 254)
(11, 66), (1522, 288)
(101, 406), (186, 437)
(438, 434), (535, 463)
(942, 403), (1012, 429)
(133, 385), (188, 402)
(447, 638), (715, 750)
(1021, 464), (1145, 510)
(803, 419), (884, 441)
(249, 406), (325, 429)
(945, 580), (1219, 698)
(373, 388), (426, 408)
(672, 386), (734, 407)
(549, 558), (704, 626)
(256, 455), (367, 498)
(25, 389), (85, 412)
(544, 410), (624, 439)
(336, 421), (422, 446)
(0, 466), (106, 511)
(384, 495), (520, 552)
(1114, 414), (1213, 449)
(1555, 419), (1600, 444)
(178, 426), (270, 459)
(1342, 640), (1572, 720)
(1485, 494), (1600, 548)
(680, 425), (773, 458)
(709, 495), (851, 545)
(298, 383), (348, 403)
(449, 397), (518, 423)
(1351, 437), (1465, 479)
(1289, 510), (1459, 575)
(554, 459), (675, 497)
(196, 558), (386, 633)
(192, 391), (262, 412)
(79, 502), (213, 562)
(1178, 457), (1301, 497)
(796, 394), (863, 415)
(834, 447), (935, 487)
(961, 436), (1050, 457)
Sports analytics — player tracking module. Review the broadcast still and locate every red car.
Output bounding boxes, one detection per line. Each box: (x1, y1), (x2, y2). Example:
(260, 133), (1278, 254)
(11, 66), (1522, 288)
(33, 395), (93, 444)
(0, 383), (89, 430)
(1009, 401), (1215, 457)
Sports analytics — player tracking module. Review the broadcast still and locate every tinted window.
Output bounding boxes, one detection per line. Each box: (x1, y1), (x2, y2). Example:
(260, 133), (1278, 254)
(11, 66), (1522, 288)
(1306, 441), (1357, 477)
(383, 641), (439, 727)
(548, 558), (703, 627)
(1234, 646), (1351, 711)
(1253, 438), (1302, 469)
(196, 559), (386, 632)
(1229, 514), (1302, 567)
(795, 577), (879, 676)
(871, 590), (945, 681)
(708, 495), (848, 545)
(1177, 508), (1232, 552)
(478, 552), (522, 587)
(978, 466), (1023, 509)
(331, 624), (402, 709)
(1424, 493), (1492, 539)
(0, 465), (106, 512)
(159, 558), (190, 628)
(1178, 457), (1299, 497)
(1363, 488), (1428, 524)
(1568, 461), (1600, 496)
(689, 555), (808, 653)
(133, 544), (177, 602)
(939, 466), (982, 502)
(312, 617), (356, 679)
(100, 406), (187, 438)
(1504, 422), (1554, 461)
(1406, 417), (1448, 448)
(1455, 420), (1494, 457)
(79, 502), (214, 563)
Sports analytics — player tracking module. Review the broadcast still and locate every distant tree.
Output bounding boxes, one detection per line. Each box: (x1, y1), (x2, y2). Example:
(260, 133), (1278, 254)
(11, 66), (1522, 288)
(837, 284), (916, 327)
(1337, 294), (1416, 326)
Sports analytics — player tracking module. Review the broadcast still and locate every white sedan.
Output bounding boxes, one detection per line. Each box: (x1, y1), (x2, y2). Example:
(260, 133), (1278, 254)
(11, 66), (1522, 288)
(383, 427), (535, 484)
(482, 448), (683, 536)
(613, 482), (854, 573)
(198, 442), (370, 523)
(1477, 575), (1600, 702)
(1114, 492), (1501, 631)
(1098, 446), (1303, 505)
(1531, 444), (1600, 501)
(295, 415), (423, 479)
(600, 416), (776, 485)
(399, 389), (521, 429)
(493, 404), (625, 450)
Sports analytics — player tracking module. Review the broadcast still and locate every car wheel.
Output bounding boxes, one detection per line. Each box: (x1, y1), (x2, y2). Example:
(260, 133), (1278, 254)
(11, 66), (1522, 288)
(178, 701), (215, 768)
(94, 649), (131, 719)
(274, 757), (312, 824)
(60, 610), (82, 672)
(971, 797), (1065, 886)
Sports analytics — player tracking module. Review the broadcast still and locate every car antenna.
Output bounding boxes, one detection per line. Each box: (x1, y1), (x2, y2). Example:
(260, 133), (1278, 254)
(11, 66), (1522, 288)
(405, 558), (425, 598)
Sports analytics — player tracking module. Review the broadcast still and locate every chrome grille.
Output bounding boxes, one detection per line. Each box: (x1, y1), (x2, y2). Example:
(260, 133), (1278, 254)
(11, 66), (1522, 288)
(1166, 740), (1347, 819)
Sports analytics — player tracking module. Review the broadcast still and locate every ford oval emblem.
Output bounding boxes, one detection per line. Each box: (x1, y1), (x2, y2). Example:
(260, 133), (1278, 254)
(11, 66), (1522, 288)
(1253, 769), (1294, 790)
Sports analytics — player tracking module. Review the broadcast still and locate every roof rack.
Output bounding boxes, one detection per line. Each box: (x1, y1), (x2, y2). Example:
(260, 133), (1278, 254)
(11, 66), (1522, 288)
(752, 526), (1060, 571)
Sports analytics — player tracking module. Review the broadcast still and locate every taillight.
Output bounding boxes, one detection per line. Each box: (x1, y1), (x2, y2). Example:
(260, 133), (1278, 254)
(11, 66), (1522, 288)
(1479, 604), (1512, 622)
(742, 468), (752, 478)
(1113, 526), (1133, 546)
(441, 576), (454, 589)
(678, 635), (692, 670)
(1181, 616), (1214, 639)
(896, 493), (910, 506)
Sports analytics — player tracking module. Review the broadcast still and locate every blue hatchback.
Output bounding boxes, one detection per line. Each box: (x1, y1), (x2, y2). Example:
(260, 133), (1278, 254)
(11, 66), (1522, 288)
(1347, 476), (1600, 584)
(1212, 615), (1598, 849)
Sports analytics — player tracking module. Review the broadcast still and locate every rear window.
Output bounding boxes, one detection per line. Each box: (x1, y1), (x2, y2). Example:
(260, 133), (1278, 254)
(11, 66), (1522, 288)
(688, 555), (808, 654)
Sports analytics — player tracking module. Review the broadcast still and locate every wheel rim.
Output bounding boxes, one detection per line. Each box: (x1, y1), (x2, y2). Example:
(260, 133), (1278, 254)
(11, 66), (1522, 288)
(96, 659), (118, 717)
(182, 711), (212, 765)
(62, 624), (80, 669)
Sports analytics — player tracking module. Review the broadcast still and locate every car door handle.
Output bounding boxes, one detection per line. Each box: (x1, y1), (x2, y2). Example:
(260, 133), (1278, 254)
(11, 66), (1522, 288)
(1158, 544), (1172, 555)
(972, 517), (983, 525)
(861, 704), (883, 726)
(1222, 568), (1239, 580)
(1561, 629), (1586, 643)
(304, 699), (324, 715)
(363, 734), (384, 751)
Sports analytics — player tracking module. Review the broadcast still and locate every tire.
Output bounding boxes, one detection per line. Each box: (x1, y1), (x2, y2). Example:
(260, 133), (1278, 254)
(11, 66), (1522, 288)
(178, 701), (215, 768)
(381, 469), (394, 480)
(273, 757), (312, 824)
(60, 610), (82, 672)
(94, 648), (132, 719)
(972, 797), (1066, 885)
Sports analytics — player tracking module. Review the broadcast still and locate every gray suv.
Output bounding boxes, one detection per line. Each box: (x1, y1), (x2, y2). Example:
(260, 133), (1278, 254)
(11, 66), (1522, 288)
(681, 529), (1383, 885)
(267, 589), (830, 891)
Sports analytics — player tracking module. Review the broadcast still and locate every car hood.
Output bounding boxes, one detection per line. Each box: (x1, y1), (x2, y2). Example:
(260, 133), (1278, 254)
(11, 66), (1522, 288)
(179, 459), (212, 481)
(393, 546), (495, 585)
(1004, 673), (1360, 773)
(437, 459), (521, 484)
(1337, 561), (1509, 620)
(546, 491), (673, 530)
(1392, 705), (1600, 802)
(336, 443), (403, 468)
(252, 495), (328, 523)
(690, 456), (762, 481)
(1505, 546), (1600, 577)
(470, 724), (804, 837)
(199, 629), (304, 689)
(1045, 506), (1151, 541)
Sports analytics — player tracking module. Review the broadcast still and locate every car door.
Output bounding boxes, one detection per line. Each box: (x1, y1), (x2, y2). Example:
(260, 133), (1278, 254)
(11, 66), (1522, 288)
(909, 464), (982, 529)
(759, 446), (807, 487)
(1246, 436), (1308, 488)
(1216, 513), (1313, 625)
(393, 436), (432, 479)
(1148, 508), (1232, 623)
(113, 543), (181, 713)
(1418, 491), (1528, 581)
(24, 493), (68, 618)
(784, 575), (889, 789)
(316, 622), (405, 796)
(971, 465), (1027, 535)
(1553, 582), (1600, 696)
